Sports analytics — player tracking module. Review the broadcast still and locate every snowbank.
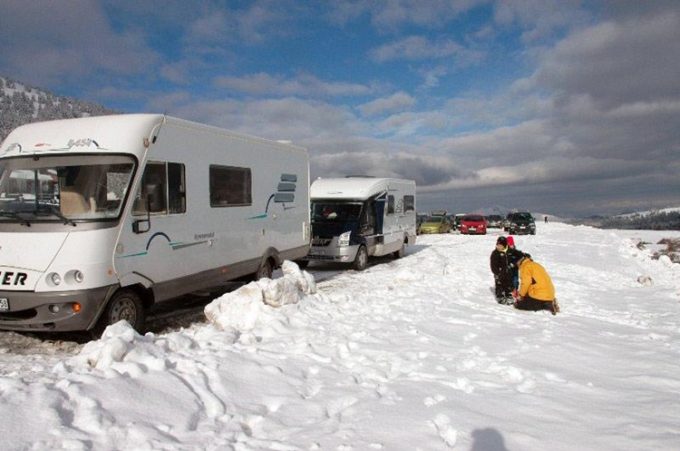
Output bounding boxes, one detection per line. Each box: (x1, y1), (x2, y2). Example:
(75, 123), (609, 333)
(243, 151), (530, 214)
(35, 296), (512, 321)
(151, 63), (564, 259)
(1, 225), (679, 450)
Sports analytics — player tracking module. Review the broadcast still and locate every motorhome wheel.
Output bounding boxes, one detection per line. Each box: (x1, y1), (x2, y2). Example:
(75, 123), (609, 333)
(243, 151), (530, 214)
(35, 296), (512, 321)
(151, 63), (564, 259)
(96, 289), (145, 334)
(256, 259), (273, 280)
(353, 246), (368, 271)
(394, 243), (405, 259)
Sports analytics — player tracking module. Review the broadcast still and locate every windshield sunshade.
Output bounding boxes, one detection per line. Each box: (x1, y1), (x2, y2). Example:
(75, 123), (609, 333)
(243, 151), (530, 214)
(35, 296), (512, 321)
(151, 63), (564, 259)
(0, 155), (135, 222)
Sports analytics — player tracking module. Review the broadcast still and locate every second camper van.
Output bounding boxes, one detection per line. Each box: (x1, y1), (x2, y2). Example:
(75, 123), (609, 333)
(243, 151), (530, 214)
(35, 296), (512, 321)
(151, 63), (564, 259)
(0, 114), (310, 334)
(305, 177), (416, 270)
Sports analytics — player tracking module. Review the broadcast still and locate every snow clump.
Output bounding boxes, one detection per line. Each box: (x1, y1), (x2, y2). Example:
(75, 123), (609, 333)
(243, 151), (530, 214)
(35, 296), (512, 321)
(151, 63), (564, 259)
(69, 321), (169, 373)
(204, 260), (315, 331)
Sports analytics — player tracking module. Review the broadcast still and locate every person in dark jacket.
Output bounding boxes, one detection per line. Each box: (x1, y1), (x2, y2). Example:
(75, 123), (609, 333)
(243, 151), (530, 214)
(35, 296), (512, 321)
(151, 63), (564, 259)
(490, 236), (516, 304)
(506, 235), (520, 295)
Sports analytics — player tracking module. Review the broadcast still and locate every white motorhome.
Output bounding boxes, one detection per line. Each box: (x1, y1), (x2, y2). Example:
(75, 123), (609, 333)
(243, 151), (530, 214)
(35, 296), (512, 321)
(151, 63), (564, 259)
(0, 114), (310, 333)
(305, 177), (416, 270)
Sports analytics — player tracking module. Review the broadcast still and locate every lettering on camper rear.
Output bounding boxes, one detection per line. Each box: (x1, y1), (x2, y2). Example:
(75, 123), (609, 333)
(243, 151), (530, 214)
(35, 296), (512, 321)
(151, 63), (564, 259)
(0, 271), (27, 286)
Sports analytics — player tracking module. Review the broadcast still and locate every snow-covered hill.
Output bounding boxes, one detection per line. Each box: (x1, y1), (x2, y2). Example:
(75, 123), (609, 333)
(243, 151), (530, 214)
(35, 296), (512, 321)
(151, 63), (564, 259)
(0, 223), (679, 450)
(0, 76), (115, 142)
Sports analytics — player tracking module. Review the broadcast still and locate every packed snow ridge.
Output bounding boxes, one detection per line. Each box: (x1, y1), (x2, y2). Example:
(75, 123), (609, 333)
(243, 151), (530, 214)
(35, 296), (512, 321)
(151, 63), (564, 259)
(0, 222), (679, 450)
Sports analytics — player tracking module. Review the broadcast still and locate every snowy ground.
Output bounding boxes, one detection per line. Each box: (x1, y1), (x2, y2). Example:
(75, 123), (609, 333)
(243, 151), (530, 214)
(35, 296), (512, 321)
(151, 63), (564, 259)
(1, 222), (679, 450)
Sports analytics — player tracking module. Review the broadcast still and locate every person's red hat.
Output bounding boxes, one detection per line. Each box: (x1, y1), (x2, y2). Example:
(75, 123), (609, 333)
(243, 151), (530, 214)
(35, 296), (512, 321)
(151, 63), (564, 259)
(506, 236), (515, 247)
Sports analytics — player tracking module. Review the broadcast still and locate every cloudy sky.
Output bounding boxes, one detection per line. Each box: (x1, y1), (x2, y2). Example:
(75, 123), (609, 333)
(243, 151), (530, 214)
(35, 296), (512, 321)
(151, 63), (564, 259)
(1, 0), (679, 217)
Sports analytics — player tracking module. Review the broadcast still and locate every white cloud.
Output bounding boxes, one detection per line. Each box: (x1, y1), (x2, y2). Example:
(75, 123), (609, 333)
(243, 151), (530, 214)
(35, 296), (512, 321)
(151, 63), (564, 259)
(358, 92), (416, 116)
(183, 0), (300, 46)
(493, 0), (589, 42)
(327, 0), (487, 30)
(0, 1), (160, 87)
(370, 36), (484, 64)
(213, 73), (372, 98)
(534, 11), (680, 108)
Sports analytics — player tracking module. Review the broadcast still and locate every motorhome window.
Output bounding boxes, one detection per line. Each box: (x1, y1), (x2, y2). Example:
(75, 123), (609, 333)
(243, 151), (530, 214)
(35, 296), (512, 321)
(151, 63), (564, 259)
(387, 195), (395, 214)
(312, 202), (362, 222)
(404, 195), (415, 212)
(209, 165), (252, 207)
(168, 163), (186, 214)
(133, 162), (167, 215)
(0, 155), (134, 221)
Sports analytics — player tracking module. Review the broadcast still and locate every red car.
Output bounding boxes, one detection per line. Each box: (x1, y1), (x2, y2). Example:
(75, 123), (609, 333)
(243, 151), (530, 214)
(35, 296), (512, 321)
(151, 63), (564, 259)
(460, 214), (487, 235)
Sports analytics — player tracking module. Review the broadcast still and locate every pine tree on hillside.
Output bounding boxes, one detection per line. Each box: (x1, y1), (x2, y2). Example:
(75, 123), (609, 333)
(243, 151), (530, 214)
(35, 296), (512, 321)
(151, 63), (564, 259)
(0, 76), (117, 142)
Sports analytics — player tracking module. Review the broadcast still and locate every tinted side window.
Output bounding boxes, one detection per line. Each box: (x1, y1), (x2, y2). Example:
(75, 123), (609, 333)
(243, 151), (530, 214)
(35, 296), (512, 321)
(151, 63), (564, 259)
(168, 162), (186, 214)
(387, 195), (395, 214)
(404, 195), (415, 212)
(133, 162), (186, 216)
(133, 162), (167, 215)
(210, 165), (252, 207)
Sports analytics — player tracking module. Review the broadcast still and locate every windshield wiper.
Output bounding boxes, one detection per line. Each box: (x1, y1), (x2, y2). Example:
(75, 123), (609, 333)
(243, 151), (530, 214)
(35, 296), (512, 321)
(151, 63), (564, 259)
(36, 205), (77, 226)
(0, 211), (31, 227)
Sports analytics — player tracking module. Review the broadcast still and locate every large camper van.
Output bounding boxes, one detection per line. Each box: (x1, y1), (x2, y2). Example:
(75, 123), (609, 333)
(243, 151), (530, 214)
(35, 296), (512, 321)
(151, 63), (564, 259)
(0, 114), (310, 333)
(306, 177), (416, 270)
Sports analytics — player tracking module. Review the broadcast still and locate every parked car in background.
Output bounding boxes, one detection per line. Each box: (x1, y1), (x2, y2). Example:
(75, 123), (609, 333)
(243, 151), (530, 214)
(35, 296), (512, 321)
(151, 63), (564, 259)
(506, 211), (536, 235)
(418, 214), (452, 234)
(486, 214), (503, 228)
(452, 213), (465, 231)
(460, 214), (487, 235)
(502, 213), (512, 231)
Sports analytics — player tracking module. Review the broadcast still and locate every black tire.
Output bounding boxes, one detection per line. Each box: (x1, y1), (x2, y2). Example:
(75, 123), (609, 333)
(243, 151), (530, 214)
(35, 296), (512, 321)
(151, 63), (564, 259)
(353, 245), (368, 271)
(296, 259), (310, 269)
(255, 258), (274, 280)
(393, 242), (405, 259)
(95, 289), (145, 335)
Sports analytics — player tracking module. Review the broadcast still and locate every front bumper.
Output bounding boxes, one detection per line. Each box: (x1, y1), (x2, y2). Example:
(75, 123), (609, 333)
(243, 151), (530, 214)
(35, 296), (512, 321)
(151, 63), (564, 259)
(419, 227), (443, 234)
(306, 244), (359, 263)
(509, 225), (535, 235)
(0, 285), (116, 332)
(461, 227), (486, 234)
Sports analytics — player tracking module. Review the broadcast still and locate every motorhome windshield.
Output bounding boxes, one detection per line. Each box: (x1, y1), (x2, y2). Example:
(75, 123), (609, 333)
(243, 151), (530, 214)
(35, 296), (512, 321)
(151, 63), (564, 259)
(0, 155), (135, 222)
(424, 215), (445, 223)
(311, 201), (363, 222)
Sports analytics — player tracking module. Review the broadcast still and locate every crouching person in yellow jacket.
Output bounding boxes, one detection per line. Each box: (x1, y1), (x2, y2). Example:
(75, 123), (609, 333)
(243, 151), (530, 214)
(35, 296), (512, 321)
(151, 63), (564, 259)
(514, 255), (560, 315)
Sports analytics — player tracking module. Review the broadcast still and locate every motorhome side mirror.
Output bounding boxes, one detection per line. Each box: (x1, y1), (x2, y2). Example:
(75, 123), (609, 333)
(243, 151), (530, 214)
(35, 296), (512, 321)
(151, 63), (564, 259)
(132, 193), (152, 234)
(132, 218), (150, 234)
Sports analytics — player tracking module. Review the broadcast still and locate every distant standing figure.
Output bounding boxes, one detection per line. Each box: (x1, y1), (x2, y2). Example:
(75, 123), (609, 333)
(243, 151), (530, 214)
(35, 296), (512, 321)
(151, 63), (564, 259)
(514, 255), (559, 315)
(544, 215), (548, 223)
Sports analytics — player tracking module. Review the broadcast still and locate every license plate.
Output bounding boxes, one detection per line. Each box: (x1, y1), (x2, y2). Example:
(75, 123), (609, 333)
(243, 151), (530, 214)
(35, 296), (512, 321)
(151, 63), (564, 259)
(0, 298), (8, 312)
(470, 227), (476, 231)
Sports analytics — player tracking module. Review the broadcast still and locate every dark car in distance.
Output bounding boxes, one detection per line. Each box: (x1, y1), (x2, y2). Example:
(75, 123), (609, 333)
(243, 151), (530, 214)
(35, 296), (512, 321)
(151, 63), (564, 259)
(506, 212), (536, 235)
(486, 214), (503, 228)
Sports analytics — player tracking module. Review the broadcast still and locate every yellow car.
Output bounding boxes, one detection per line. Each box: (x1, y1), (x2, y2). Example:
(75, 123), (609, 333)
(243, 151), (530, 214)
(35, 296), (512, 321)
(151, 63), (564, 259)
(418, 215), (452, 234)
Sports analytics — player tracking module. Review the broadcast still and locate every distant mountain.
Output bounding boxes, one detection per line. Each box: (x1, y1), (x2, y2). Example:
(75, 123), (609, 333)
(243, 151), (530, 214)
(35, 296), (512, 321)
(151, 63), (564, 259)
(0, 76), (116, 143)
(568, 207), (680, 230)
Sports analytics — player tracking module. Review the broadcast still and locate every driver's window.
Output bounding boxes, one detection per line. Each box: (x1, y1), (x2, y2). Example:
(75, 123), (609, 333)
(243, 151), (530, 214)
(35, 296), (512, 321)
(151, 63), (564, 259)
(133, 162), (167, 215)
(387, 195), (395, 215)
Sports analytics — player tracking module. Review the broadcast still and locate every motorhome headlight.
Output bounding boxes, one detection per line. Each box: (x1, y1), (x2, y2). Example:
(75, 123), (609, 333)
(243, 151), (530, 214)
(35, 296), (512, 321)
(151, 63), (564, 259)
(63, 269), (85, 284)
(48, 272), (62, 286)
(338, 231), (351, 247)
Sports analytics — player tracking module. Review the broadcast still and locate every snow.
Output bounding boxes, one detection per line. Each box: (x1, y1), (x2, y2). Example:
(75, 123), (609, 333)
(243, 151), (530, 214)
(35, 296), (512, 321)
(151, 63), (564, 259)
(1, 222), (679, 450)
